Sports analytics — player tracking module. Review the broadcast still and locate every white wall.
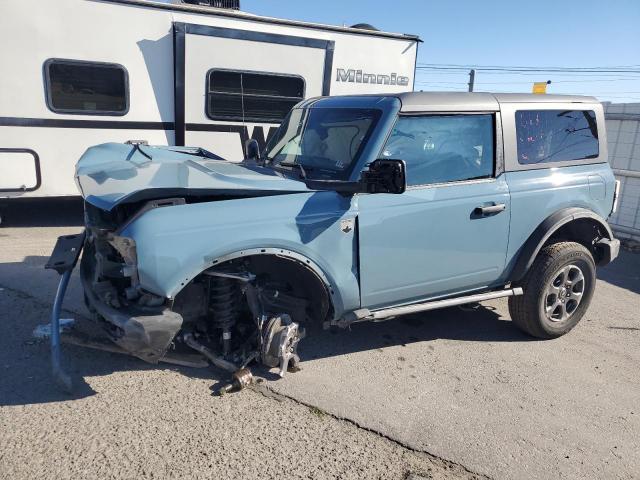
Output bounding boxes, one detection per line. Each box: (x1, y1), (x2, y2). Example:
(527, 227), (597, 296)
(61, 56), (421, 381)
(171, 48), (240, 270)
(604, 102), (640, 241)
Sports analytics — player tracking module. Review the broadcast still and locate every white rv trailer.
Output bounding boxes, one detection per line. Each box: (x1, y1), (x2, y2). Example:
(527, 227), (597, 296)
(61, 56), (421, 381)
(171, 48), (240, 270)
(0, 0), (420, 221)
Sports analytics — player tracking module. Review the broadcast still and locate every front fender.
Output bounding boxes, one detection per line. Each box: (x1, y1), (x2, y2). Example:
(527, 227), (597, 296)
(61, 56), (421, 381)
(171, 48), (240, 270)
(120, 191), (361, 319)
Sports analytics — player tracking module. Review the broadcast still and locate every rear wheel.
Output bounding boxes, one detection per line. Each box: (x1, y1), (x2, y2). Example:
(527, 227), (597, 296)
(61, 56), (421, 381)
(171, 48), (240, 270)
(509, 241), (596, 339)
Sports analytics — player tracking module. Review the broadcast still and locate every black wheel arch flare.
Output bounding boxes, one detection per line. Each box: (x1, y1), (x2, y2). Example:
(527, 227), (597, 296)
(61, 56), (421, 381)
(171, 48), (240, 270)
(510, 207), (614, 283)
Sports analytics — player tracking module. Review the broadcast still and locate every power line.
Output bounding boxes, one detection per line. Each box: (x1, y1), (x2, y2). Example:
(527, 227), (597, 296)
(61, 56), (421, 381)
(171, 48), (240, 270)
(416, 63), (640, 74)
(416, 70), (640, 78)
(479, 79), (640, 84)
(413, 63), (640, 101)
(414, 85), (640, 95)
(416, 68), (640, 75)
(416, 67), (640, 74)
(412, 88), (640, 101)
(415, 79), (640, 85)
(418, 63), (640, 69)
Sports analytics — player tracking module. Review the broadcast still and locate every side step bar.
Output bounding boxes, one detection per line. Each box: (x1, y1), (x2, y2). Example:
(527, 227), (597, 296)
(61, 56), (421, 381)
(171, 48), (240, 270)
(328, 287), (523, 329)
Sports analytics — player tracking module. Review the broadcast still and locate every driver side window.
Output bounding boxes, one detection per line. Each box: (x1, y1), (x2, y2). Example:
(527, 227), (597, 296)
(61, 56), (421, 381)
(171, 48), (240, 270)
(380, 114), (495, 186)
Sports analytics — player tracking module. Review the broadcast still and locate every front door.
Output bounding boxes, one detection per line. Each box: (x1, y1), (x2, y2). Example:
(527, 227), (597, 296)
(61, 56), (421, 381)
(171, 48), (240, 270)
(358, 113), (511, 309)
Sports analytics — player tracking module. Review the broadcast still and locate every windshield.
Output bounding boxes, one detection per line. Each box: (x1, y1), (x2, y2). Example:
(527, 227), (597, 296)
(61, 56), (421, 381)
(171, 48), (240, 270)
(265, 107), (382, 180)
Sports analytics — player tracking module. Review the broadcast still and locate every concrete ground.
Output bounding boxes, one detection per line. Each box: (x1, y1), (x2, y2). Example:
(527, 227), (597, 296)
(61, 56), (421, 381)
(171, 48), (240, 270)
(1, 199), (639, 479)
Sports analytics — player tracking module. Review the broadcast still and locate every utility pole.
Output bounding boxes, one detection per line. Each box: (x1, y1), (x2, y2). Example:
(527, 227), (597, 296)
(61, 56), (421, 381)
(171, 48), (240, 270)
(468, 69), (475, 92)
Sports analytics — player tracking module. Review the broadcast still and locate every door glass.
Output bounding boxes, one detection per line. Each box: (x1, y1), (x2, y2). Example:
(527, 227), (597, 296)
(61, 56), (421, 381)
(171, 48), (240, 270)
(380, 114), (495, 186)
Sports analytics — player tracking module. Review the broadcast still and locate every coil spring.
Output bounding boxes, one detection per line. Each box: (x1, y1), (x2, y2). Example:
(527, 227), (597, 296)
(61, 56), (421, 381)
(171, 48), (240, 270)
(207, 276), (240, 330)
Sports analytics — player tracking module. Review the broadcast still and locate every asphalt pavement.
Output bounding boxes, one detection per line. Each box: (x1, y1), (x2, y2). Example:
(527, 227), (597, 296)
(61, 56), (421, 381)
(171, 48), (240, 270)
(1, 199), (638, 479)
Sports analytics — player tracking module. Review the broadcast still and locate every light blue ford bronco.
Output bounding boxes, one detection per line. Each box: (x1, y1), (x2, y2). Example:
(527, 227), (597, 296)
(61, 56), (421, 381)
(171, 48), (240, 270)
(48, 92), (621, 387)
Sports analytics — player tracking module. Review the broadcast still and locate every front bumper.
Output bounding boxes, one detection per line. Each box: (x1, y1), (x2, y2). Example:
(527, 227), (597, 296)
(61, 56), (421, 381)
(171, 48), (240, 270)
(80, 247), (183, 364)
(596, 237), (621, 265)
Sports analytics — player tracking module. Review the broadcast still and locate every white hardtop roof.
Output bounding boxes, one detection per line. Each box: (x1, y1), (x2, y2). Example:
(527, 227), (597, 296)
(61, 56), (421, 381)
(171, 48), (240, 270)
(99, 0), (421, 41)
(397, 92), (600, 112)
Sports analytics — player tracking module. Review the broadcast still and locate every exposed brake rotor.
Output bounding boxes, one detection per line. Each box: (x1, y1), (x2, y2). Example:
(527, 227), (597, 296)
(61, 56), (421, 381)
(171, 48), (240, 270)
(261, 314), (304, 377)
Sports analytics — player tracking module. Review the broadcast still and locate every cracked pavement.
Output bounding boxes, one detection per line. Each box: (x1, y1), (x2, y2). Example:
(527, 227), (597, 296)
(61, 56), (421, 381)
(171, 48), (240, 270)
(1, 200), (639, 479)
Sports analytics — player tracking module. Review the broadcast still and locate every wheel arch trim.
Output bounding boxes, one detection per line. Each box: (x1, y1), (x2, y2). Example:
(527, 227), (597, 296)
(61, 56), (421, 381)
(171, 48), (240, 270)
(169, 246), (338, 313)
(205, 247), (333, 289)
(510, 207), (613, 283)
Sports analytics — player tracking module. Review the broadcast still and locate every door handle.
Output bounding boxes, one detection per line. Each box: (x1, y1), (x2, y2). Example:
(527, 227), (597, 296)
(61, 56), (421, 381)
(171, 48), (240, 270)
(474, 203), (506, 216)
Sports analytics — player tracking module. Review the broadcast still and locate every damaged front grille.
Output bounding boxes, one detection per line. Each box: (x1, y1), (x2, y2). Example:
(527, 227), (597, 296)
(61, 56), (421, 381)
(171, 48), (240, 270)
(83, 201), (149, 308)
(92, 234), (139, 306)
(82, 199), (191, 306)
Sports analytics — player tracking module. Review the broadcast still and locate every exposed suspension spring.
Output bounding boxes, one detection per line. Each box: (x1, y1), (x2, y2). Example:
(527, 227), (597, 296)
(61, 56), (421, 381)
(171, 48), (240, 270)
(207, 276), (241, 355)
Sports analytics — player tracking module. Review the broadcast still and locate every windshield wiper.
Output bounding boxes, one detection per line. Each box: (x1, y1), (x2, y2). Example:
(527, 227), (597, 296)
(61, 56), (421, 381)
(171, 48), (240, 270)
(277, 162), (310, 180)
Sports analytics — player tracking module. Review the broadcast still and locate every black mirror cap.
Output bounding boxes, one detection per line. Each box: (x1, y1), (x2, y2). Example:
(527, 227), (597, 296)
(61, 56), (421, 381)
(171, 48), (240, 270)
(245, 139), (261, 161)
(362, 159), (406, 194)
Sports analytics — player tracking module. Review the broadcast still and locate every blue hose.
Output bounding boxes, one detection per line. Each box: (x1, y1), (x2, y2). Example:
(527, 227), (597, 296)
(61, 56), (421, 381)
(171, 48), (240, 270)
(51, 270), (72, 392)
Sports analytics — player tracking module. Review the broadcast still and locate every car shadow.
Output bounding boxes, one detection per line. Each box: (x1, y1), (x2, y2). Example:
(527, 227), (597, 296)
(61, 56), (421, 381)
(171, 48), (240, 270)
(0, 297), (230, 407)
(299, 303), (533, 362)
(0, 197), (84, 227)
(0, 253), (227, 407)
(596, 249), (640, 295)
(0, 279), (531, 408)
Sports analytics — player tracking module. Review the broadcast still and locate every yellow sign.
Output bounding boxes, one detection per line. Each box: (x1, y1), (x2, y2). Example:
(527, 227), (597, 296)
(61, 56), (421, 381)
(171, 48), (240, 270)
(532, 82), (549, 94)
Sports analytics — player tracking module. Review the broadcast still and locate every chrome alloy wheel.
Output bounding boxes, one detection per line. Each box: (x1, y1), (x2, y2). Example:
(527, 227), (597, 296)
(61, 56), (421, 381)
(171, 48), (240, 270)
(544, 265), (585, 322)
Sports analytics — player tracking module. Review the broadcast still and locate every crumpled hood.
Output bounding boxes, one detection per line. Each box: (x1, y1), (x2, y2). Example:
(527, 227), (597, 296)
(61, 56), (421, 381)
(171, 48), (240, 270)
(75, 143), (310, 211)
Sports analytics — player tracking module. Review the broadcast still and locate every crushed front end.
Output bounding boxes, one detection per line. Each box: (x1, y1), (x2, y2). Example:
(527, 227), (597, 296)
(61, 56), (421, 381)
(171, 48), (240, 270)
(44, 142), (334, 391)
(63, 198), (308, 390)
(80, 200), (184, 363)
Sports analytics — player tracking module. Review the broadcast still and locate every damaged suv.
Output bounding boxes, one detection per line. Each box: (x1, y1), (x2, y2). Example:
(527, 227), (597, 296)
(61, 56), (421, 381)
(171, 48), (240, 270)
(51, 93), (620, 386)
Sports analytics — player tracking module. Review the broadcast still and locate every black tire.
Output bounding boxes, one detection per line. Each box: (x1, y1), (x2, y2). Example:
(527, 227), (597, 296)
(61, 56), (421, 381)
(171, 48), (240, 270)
(509, 241), (596, 339)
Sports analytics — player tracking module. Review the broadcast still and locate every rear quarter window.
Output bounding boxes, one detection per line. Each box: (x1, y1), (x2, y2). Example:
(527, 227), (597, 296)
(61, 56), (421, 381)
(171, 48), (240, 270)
(515, 110), (599, 165)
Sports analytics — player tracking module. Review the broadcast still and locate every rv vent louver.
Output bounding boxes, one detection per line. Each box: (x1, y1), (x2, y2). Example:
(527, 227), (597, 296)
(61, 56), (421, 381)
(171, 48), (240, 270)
(181, 0), (240, 9)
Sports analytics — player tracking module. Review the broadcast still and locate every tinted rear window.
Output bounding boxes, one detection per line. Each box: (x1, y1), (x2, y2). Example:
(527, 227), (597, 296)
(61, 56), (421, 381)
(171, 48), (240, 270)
(515, 110), (599, 165)
(45, 59), (128, 115)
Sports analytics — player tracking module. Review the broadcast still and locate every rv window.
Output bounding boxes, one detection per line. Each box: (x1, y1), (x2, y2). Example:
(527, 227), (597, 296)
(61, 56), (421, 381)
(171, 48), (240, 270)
(515, 110), (599, 164)
(207, 70), (305, 123)
(44, 59), (128, 115)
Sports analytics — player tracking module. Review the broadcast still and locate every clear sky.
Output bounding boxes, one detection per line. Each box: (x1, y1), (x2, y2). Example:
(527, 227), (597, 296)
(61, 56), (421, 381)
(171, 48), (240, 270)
(241, 0), (640, 103)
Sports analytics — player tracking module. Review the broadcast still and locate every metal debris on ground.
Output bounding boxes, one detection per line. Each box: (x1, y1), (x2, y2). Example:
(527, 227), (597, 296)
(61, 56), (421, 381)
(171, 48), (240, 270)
(33, 318), (75, 339)
(217, 368), (254, 395)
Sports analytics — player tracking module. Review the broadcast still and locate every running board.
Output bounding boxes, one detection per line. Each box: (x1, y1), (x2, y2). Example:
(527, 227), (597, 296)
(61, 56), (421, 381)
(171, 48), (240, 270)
(328, 287), (523, 329)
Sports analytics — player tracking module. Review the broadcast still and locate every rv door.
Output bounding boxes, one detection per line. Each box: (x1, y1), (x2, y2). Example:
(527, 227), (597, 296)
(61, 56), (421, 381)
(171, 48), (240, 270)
(175, 23), (333, 160)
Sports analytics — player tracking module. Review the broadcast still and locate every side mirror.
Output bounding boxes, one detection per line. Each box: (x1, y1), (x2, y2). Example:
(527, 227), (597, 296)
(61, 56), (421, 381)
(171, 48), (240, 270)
(360, 159), (406, 194)
(245, 139), (261, 162)
(301, 159), (406, 195)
